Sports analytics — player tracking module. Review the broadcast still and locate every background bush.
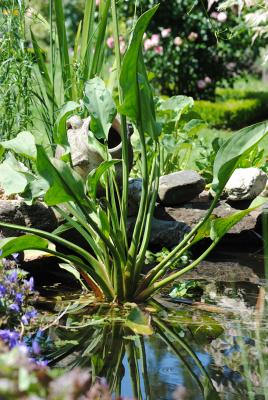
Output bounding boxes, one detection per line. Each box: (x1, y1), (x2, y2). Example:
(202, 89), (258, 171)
(194, 89), (268, 129)
(117, 0), (263, 99)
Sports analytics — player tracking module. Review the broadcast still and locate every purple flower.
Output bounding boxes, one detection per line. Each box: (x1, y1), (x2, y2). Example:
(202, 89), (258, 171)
(23, 277), (34, 291)
(15, 293), (24, 304)
(32, 340), (41, 355)
(8, 271), (18, 283)
(0, 329), (20, 348)
(0, 284), (7, 296)
(9, 303), (20, 313)
(21, 309), (38, 325)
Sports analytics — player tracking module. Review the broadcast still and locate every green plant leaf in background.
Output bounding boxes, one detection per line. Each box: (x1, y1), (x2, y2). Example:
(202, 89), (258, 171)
(84, 77), (117, 140)
(212, 121), (268, 195)
(0, 131), (37, 160)
(159, 95), (194, 122)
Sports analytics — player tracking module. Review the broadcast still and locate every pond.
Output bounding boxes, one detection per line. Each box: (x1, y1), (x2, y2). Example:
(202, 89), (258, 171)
(35, 251), (267, 400)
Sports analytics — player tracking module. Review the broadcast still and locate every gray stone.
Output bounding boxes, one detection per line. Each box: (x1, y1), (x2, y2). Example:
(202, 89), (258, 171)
(224, 167), (267, 201)
(155, 193), (262, 246)
(128, 178), (142, 217)
(127, 217), (190, 249)
(0, 200), (58, 237)
(158, 170), (205, 206)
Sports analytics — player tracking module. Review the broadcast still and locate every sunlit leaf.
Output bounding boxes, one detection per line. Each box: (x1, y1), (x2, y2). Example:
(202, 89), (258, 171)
(0, 131), (36, 160)
(84, 77), (117, 140)
(0, 235), (49, 258)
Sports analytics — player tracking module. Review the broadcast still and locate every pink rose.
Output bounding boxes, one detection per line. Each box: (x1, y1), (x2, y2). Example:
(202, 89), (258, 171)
(150, 34), (160, 46)
(154, 46), (164, 55)
(120, 39), (126, 54)
(210, 12), (218, 19)
(204, 76), (212, 84)
(106, 36), (114, 49)
(197, 80), (206, 89)
(161, 28), (171, 38)
(96, 0), (100, 5)
(217, 12), (227, 23)
(144, 38), (153, 51)
(174, 36), (183, 46)
(188, 32), (198, 41)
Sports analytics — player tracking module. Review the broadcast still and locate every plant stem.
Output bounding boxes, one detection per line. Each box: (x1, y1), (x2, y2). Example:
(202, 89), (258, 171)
(141, 195), (219, 286)
(136, 240), (218, 301)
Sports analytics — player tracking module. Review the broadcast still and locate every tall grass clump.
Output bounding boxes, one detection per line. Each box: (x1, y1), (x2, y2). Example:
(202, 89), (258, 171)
(0, 0), (33, 140)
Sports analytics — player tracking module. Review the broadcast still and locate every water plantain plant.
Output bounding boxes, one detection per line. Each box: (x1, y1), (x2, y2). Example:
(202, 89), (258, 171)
(0, 2), (268, 303)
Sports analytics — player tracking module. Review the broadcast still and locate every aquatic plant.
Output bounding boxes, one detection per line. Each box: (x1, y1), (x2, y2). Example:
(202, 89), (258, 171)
(0, 1), (267, 303)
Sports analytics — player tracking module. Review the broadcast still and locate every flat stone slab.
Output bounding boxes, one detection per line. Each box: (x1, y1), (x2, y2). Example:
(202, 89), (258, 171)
(158, 170), (205, 206)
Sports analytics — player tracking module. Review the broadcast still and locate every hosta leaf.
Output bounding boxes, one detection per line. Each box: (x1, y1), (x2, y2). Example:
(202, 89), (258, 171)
(212, 121), (268, 195)
(84, 77), (116, 140)
(0, 154), (29, 195)
(0, 132), (36, 160)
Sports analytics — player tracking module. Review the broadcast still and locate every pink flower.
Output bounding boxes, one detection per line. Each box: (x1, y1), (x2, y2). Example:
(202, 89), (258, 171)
(174, 36), (183, 46)
(106, 36), (114, 49)
(197, 80), (206, 89)
(217, 12), (227, 23)
(120, 39), (126, 54)
(210, 12), (218, 19)
(204, 76), (212, 84)
(144, 38), (153, 51)
(161, 28), (171, 38)
(188, 32), (198, 42)
(96, 0), (100, 5)
(150, 34), (160, 46)
(154, 46), (164, 55)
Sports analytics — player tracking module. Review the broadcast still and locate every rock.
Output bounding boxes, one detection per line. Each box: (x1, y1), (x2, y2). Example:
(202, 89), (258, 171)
(224, 168), (267, 201)
(127, 217), (190, 249)
(128, 178), (142, 217)
(155, 193), (262, 247)
(183, 260), (260, 284)
(0, 200), (58, 237)
(158, 170), (205, 206)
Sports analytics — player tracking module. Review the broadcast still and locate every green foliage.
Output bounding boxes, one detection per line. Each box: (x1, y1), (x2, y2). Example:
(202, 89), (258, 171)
(169, 280), (203, 299)
(194, 88), (268, 129)
(116, 0), (263, 99)
(0, 0), (33, 140)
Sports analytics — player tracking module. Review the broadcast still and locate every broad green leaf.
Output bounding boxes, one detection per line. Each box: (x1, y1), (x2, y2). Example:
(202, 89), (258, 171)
(212, 121), (268, 194)
(119, 5), (160, 138)
(183, 119), (205, 136)
(0, 132), (36, 160)
(36, 145), (86, 206)
(0, 154), (28, 195)
(87, 159), (120, 198)
(0, 235), (49, 258)
(53, 101), (80, 146)
(159, 96), (194, 122)
(84, 77), (117, 140)
(126, 307), (153, 336)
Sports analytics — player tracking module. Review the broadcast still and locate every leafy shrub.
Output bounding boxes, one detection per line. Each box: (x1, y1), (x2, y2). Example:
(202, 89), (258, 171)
(193, 98), (267, 129)
(116, 0), (263, 99)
